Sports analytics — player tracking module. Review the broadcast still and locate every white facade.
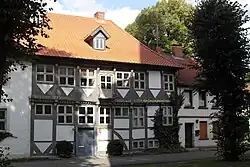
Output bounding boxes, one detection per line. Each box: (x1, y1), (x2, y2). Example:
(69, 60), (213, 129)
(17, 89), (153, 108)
(178, 87), (218, 148)
(0, 62), (32, 158)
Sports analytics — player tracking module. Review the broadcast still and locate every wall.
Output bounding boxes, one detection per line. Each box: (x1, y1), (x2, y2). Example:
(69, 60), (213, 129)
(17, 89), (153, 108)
(178, 87), (218, 148)
(0, 62), (32, 158)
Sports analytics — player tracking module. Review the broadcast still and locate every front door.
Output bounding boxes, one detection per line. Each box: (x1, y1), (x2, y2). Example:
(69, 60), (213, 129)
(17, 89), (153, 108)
(78, 129), (95, 156)
(185, 123), (193, 148)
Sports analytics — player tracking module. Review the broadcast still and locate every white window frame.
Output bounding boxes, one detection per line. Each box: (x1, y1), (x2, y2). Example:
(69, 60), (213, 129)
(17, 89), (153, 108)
(163, 74), (174, 91)
(0, 109), (7, 131)
(94, 37), (105, 50)
(78, 106), (95, 125)
(58, 66), (75, 86)
(57, 105), (73, 124)
(132, 107), (144, 127)
(116, 72), (130, 88)
(199, 91), (207, 107)
(148, 139), (159, 148)
(80, 69), (96, 87)
(114, 107), (129, 117)
(132, 140), (144, 149)
(35, 104), (52, 115)
(134, 72), (145, 90)
(162, 106), (173, 126)
(36, 64), (54, 83)
(99, 107), (111, 125)
(100, 75), (112, 90)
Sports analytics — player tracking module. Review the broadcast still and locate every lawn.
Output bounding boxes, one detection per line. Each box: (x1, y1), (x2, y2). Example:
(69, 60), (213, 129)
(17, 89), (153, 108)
(130, 160), (250, 167)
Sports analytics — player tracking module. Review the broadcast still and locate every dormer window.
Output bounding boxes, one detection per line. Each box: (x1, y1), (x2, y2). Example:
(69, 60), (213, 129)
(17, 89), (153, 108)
(84, 26), (110, 51)
(94, 37), (105, 50)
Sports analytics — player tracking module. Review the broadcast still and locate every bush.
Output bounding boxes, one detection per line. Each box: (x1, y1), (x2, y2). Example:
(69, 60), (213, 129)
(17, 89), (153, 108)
(55, 140), (73, 158)
(107, 140), (124, 156)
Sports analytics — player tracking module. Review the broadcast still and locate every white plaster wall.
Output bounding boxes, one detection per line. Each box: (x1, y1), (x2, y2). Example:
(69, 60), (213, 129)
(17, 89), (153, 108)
(148, 71), (161, 89)
(56, 126), (74, 141)
(147, 106), (159, 117)
(34, 120), (53, 141)
(0, 62), (32, 158)
(132, 129), (145, 139)
(147, 129), (155, 138)
(97, 128), (112, 141)
(147, 118), (154, 127)
(179, 118), (217, 148)
(97, 141), (109, 152)
(114, 119), (129, 129)
(178, 88), (219, 117)
(114, 130), (129, 140)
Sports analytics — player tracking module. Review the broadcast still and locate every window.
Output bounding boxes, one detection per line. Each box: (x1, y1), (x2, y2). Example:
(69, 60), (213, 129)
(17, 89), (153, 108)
(94, 37), (105, 50)
(99, 107), (111, 124)
(132, 107), (144, 127)
(134, 72), (145, 89)
(80, 69), (95, 87)
(35, 104), (52, 115)
(163, 74), (174, 91)
(132, 140), (144, 149)
(148, 139), (159, 148)
(58, 67), (75, 86)
(212, 121), (219, 140)
(0, 109), (6, 131)
(36, 65), (54, 83)
(211, 97), (219, 109)
(200, 121), (208, 140)
(57, 105), (73, 124)
(100, 75), (112, 89)
(78, 106), (94, 124)
(116, 72), (130, 88)
(114, 107), (129, 117)
(162, 106), (173, 126)
(199, 91), (207, 107)
(183, 90), (193, 108)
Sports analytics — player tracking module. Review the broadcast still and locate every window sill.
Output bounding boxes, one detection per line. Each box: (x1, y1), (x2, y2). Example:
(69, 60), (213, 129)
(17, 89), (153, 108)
(116, 87), (130, 89)
(199, 138), (209, 140)
(134, 88), (145, 91)
(59, 85), (75, 87)
(211, 107), (219, 110)
(198, 106), (208, 109)
(80, 86), (95, 89)
(37, 81), (54, 84)
(184, 106), (195, 109)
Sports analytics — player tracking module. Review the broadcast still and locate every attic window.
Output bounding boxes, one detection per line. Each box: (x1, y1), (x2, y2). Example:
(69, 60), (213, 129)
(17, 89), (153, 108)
(94, 37), (105, 50)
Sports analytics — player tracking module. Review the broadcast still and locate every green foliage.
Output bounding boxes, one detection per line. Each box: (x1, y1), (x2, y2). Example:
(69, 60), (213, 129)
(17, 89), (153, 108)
(107, 140), (124, 156)
(125, 0), (194, 54)
(190, 0), (250, 161)
(55, 141), (73, 158)
(0, 0), (54, 102)
(0, 132), (16, 167)
(151, 93), (184, 150)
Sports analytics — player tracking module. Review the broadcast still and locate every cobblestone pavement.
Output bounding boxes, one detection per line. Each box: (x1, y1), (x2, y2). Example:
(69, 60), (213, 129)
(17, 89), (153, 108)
(14, 151), (220, 167)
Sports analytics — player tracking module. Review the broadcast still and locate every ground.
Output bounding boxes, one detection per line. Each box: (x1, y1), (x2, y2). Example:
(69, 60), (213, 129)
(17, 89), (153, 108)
(130, 160), (250, 167)
(13, 151), (250, 167)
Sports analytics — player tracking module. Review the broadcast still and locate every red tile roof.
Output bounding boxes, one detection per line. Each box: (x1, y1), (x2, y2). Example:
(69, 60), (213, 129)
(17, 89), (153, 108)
(35, 13), (181, 68)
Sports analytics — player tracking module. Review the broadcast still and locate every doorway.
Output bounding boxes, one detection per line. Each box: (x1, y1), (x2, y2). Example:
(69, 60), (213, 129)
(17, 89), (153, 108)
(185, 123), (194, 148)
(77, 128), (95, 156)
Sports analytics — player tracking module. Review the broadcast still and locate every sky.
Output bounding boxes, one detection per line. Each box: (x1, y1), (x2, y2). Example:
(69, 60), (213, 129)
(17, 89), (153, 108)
(45, 0), (250, 29)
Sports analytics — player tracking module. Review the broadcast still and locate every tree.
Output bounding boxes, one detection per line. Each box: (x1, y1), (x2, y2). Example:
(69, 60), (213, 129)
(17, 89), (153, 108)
(0, 0), (54, 102)
(125, 0), (194, 54)
(190, 0), (250, 161)
(151, 93), (184, 151)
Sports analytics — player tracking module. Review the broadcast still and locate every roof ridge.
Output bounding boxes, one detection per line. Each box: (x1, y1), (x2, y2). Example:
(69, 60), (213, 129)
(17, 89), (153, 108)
(108, 20), (182, 68)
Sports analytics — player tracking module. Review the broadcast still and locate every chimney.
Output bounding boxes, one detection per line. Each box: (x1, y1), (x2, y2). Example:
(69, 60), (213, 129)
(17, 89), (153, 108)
(94, 11), (105, 20)
(156, 47), (164, 54)
(172, 44), (183, 58)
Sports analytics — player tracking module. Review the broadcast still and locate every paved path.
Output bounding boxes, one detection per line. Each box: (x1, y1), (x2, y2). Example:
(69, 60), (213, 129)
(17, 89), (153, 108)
(14, 151), (218, 167)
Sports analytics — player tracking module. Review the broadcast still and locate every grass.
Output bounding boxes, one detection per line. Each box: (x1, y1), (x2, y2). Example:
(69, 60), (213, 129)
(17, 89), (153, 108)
(130, 160), (250, 167)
